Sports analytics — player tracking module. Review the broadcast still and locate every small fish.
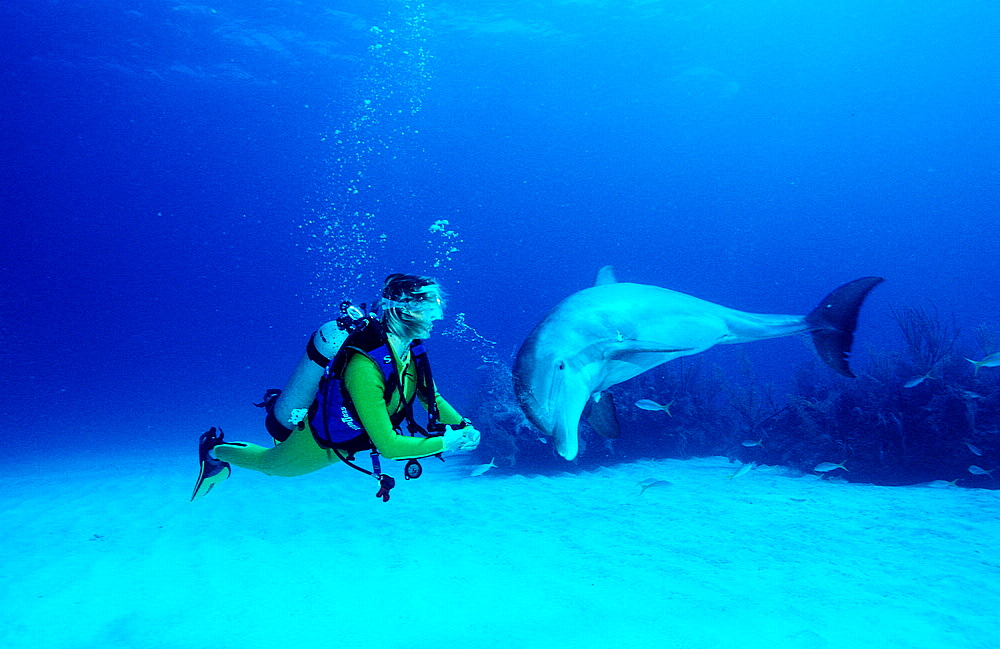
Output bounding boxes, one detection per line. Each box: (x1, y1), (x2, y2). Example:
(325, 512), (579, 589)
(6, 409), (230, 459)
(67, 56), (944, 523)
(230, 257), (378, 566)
(635, 399), (673, 416)
(903, 371), (934, 388)
(728, 461), (756, 480)
(470, 458), (497, 477)
(637, 478), (672, 495)
(814, 461), (848, 473)
(742, 438), (765, 448)
(967, 352), (1000, 376)
(968, 465), (995, 477)
(965, 441), (983, 457)
(923, 479), (959, 488)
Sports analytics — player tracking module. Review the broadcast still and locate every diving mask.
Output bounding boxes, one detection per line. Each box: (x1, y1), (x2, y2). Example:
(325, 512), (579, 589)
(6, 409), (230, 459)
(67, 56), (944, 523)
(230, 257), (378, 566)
(380, 295), (444, 320)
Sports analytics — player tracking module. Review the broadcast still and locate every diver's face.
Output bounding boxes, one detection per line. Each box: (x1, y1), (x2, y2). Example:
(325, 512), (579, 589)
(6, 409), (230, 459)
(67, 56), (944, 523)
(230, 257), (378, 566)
(397, 289), (444, 338)
(409, 300), (443, 336)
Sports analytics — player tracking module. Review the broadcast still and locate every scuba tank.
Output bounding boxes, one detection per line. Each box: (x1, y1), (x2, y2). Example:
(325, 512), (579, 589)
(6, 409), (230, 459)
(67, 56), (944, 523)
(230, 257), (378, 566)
(256, 302), (373, 442)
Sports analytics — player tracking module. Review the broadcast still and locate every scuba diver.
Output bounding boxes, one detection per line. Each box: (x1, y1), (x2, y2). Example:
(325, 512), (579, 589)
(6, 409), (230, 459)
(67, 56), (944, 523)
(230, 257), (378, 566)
(190, 273), (481, 503)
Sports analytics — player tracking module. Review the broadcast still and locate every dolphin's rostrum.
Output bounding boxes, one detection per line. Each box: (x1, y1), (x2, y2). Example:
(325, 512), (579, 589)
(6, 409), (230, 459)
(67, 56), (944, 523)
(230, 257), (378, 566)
(513, 267), (882, 460)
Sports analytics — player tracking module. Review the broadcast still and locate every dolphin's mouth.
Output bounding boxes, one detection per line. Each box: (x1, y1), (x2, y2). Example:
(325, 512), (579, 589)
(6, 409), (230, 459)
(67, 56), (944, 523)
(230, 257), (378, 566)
(552, 392), (588, 460)
(546, 366), (592, 460)
(552, 420), (577, 460)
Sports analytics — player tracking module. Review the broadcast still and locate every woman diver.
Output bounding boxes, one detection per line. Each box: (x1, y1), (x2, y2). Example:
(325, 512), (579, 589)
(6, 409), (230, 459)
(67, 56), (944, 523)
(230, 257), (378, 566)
(190, 273), (481, 502)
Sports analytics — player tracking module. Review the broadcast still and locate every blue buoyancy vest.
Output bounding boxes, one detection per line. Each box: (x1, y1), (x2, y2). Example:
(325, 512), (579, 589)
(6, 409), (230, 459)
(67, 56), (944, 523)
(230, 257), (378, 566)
(310, 321), (442, 451)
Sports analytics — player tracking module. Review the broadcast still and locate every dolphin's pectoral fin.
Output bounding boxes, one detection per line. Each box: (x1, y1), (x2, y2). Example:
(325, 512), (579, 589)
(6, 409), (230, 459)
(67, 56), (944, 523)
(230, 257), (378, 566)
(584, 391), (620, 439)
(601, 341), (696, 360)
(805, 276), (884, 378)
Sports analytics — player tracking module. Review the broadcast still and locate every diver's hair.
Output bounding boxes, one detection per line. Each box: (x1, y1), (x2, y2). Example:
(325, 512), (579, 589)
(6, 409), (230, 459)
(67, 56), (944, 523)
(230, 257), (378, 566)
(382, 273), (438, 302)
(380, 273), (445, 340)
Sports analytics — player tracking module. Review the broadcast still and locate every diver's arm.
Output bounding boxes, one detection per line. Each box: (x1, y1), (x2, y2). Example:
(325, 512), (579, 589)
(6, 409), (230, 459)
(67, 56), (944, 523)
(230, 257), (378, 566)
(435, 395), (464, 427)
(343, 353), (446, 460)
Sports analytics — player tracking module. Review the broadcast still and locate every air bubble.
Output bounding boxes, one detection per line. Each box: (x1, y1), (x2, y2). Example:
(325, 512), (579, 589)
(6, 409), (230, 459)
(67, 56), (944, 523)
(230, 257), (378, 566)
(303, 3), (434, 307)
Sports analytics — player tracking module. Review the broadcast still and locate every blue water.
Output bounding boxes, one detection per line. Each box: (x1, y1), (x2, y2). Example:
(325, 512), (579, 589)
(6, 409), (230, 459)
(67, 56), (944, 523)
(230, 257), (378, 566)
(2, 1), (997, 468)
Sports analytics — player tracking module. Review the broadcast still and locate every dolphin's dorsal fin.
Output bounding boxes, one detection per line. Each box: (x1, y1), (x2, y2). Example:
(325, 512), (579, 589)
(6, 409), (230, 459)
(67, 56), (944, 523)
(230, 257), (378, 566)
(595, 265), (618, 286)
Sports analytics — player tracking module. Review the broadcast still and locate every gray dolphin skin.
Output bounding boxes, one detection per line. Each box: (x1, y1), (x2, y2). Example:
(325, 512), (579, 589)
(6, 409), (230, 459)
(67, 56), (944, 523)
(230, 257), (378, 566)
(513, 267), (883, 460)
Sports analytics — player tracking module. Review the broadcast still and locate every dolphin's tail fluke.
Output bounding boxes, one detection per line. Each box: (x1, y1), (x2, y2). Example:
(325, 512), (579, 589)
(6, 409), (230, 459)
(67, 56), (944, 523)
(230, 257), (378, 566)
(805, 277), (884, 378)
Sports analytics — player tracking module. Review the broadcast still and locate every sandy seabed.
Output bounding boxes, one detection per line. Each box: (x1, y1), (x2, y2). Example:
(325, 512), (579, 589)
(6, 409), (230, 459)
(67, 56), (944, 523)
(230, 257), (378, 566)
(0, 452), (997, 649)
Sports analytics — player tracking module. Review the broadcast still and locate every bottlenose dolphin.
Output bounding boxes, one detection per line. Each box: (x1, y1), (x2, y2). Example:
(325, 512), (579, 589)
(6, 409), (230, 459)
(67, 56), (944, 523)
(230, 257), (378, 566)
(513, 267), (882, 460)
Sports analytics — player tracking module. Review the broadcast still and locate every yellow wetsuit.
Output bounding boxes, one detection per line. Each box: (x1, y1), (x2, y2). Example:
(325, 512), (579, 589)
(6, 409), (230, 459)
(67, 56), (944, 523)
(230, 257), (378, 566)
(214, 345), (463, 477)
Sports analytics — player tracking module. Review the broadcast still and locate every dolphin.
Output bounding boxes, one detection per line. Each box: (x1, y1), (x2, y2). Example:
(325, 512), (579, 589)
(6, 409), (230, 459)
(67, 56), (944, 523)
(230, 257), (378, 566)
(513, 267), (883, 460)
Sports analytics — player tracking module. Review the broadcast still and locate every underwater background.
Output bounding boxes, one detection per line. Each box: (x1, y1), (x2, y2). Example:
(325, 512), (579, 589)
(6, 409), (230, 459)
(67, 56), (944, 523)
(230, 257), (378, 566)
(2, 0), (998, 484)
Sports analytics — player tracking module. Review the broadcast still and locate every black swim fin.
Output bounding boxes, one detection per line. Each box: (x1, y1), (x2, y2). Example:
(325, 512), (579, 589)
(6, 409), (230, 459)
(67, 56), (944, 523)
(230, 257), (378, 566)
(805, 276), (884, 378)
(190, 427), (231, 502)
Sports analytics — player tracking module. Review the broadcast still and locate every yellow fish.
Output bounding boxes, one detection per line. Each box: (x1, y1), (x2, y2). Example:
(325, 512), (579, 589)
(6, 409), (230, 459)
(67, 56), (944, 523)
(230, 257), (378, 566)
(967, 352), (1000, 376)
(470, 458), (497, 477)
(638, 478), (672, 495)
(635, 399), (674, 416)
(728, 461), (756, 480)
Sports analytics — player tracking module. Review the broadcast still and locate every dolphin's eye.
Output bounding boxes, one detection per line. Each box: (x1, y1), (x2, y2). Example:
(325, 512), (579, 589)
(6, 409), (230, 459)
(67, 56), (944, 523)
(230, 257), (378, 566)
(557, 361), (565, 370)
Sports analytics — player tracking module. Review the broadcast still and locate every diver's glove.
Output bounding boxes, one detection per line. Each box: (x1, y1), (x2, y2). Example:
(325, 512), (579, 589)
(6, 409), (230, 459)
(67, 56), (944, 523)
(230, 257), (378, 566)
(460, 423), (481, 450)
(442, 419), (480, 453)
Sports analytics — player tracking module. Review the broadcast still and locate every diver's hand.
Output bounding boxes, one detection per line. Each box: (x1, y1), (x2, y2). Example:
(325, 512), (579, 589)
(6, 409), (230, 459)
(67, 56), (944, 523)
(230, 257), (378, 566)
(442, 424), (480, 453)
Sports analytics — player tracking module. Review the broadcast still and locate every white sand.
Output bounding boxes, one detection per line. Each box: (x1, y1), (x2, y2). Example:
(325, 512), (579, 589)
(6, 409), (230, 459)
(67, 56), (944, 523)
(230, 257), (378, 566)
(1, 453), (997, 649)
